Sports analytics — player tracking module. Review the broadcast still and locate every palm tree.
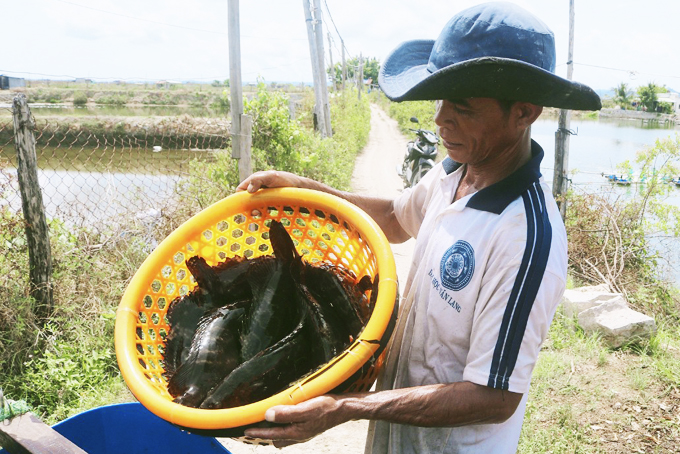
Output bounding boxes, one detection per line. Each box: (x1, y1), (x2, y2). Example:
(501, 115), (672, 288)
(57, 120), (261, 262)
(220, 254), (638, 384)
(613, 82), (632, 109)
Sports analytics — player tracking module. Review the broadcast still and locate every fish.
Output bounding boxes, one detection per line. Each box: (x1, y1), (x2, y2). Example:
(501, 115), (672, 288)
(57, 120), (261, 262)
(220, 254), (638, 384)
(199, 314), (316, 409)
(295, 281), (349, 362)
(163, 219), (378, 410)
(167, 301), (248, 407)
(186, 255), (252, 304)
(163, 288), (220, 374)
(239, 220), (302, 361)
(304, 263), (373, 338)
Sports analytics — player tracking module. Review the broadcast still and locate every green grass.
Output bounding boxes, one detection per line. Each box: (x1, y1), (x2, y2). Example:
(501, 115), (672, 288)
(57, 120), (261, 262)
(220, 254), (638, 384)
(517, 307), (680, 453)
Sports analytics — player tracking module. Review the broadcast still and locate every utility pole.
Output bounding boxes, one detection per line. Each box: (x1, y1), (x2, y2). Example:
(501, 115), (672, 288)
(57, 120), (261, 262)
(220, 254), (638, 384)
(228, 0), (252, 180)
(313, 0), (332, 137)
(553, 0), (575, 220)
(327, 32), (335, 92)
(303, 0), (332, 137)
(357, 53), (364, 100)
(341, 39), (346, 91)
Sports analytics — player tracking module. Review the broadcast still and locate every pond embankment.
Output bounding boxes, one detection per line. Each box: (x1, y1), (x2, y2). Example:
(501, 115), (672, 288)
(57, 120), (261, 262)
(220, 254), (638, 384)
(0, 115), (232, 151)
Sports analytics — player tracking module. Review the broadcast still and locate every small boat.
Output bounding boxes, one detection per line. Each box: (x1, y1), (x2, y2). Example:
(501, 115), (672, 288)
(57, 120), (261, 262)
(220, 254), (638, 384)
(602, 173), (632, 185)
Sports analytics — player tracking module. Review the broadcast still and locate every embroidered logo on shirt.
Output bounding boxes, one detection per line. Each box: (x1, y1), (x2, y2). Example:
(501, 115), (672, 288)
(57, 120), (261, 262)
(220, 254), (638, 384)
(440, 240), (475, 291)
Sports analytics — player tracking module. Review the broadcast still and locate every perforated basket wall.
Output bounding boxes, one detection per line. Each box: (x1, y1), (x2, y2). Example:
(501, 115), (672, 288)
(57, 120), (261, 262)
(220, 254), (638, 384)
(115, 188), (398, 432)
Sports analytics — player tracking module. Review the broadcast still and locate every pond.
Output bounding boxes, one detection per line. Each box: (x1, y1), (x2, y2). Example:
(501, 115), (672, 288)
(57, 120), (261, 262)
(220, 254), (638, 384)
(533, 116), (679, 189)
(533, 115), (680, 281)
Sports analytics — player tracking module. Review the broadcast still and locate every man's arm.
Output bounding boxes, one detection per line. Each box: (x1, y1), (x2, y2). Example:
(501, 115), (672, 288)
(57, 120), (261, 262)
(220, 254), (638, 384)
(244, 381), (522, 447)
(237, 170), (411, 243)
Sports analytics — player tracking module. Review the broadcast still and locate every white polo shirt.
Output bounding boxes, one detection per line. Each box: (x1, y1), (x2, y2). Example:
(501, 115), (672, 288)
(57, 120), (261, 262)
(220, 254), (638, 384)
(367, 141), (567, 454)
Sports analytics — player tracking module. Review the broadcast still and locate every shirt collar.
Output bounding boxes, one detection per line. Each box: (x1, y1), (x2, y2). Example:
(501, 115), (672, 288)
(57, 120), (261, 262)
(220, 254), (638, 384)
(441, 140), (545, 215)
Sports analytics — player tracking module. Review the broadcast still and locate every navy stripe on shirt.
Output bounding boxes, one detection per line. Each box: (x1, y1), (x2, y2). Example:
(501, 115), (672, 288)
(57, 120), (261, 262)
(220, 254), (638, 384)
(487, 182), (553, 390)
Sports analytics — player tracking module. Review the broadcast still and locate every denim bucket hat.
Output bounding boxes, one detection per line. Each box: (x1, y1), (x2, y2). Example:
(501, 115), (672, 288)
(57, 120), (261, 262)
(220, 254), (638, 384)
(378, 2), (601, 110)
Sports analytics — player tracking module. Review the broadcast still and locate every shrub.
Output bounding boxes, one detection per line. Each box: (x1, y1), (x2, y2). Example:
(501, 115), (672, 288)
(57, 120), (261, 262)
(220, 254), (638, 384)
(566, 134), (680, 321)
(179, 83), (372, 212)
(210, 90), (230, 113)
(0, 211), (148, 420)
(72, 91), (88, 106)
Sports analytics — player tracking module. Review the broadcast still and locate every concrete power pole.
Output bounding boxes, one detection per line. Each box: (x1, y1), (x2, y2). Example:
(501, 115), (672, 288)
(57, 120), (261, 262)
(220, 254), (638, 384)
(228, 0), (252, 181)
(303, 0), (332, 137)
(341, 39), (346, 91)
(357, 53), (364, 100)
(328, 32), (335, 92)
(312, 0), (332, 137)
(553, 0), (575, 220)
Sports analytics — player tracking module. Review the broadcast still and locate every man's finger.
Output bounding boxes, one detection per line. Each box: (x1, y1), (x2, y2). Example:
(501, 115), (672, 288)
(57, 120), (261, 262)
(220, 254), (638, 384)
(262, 404), (309, 424)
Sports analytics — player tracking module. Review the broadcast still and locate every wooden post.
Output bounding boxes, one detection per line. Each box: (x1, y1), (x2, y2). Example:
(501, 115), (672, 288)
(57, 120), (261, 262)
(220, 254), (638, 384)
(553, 0), (575, 220)
(228, 0), (253, 181)
(12, 94), (53, 322)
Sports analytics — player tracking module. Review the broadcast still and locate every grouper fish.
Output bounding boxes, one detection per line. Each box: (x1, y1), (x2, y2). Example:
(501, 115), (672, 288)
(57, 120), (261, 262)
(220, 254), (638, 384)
(199, 313), (314, 409)
(238, 220), (302, 362)
(163, 219), (377, 409)
(167, 301), (248, 407)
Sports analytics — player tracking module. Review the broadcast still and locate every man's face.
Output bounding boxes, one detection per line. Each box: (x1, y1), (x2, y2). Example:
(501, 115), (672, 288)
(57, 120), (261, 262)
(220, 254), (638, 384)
(434, 98), (523, 165)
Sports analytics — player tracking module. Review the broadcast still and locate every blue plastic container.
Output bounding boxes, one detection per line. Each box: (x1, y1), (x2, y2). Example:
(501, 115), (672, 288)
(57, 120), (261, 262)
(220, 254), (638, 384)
(0, 403), (231, 454)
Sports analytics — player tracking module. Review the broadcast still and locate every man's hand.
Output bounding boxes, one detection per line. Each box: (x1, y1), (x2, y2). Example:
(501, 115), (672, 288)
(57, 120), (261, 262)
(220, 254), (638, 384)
(237, 170), (308, 193)
(243, 396), (348, 448)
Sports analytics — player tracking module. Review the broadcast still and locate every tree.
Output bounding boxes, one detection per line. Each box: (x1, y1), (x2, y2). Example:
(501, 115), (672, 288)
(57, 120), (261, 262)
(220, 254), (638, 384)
(637, 82), (667, 112)
(613, 82), (632, 109)
(327, 56), (380, 89)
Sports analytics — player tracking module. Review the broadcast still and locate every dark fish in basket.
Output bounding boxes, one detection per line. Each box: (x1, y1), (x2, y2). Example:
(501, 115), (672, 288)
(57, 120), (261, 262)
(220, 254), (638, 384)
(164, 254), (253, 373)
(186, 255), (252, 304)
(164, 289), (221, 375)
(164, 219), (377, 409)
(239, 220), (302, 362)
(295, 281), (348, 362)
(200, 312), (317, 409)
(167, 301), (248, 407)
(304, 263), (373, 338)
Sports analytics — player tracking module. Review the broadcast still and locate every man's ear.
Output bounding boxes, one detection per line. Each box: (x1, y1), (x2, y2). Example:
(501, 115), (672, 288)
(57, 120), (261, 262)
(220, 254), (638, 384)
(513, 102), (543, 129)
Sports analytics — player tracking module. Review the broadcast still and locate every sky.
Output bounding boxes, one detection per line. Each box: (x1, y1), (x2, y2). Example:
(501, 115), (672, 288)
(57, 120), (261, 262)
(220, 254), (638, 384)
(2, 0), (679, 93)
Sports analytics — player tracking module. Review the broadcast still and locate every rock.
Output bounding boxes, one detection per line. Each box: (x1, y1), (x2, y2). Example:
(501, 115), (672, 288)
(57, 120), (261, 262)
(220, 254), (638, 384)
(561, 285), (657, 347)
(561, 284), (620, 318)
(577, 296), (656, 348)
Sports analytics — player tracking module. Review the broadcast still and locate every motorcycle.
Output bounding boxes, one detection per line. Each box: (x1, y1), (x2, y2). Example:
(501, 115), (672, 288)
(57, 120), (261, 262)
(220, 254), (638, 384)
(398, 117), (439, 188)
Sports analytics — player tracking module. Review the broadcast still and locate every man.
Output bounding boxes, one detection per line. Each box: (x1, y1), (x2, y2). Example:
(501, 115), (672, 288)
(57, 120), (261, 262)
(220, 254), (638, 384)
(238, 2), (601, 452)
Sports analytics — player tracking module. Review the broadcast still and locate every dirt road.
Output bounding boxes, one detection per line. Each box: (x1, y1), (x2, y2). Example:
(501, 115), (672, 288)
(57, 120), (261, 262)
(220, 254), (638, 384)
(220, 104), (416, 453)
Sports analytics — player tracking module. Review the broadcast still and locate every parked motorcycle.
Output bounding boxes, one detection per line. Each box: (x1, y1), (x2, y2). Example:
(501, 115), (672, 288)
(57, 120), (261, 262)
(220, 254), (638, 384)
(398, 117), (439, 188)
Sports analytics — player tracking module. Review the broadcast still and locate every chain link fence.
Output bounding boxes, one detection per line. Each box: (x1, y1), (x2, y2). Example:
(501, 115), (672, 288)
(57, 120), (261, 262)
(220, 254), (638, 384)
(0, 107), (231, 232)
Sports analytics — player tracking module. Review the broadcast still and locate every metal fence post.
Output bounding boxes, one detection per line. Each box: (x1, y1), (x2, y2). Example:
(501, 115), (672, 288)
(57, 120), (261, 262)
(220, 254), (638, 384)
(12, 94), (53, 321)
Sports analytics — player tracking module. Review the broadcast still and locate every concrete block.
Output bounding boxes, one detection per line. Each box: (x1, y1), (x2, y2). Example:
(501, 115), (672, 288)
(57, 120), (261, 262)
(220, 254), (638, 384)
(577, 297), (656, 348)
(562, 286), (622, 318)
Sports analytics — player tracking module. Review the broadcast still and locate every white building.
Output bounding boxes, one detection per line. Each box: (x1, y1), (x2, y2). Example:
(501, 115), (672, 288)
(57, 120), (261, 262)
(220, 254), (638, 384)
(657, 92), (680, 114)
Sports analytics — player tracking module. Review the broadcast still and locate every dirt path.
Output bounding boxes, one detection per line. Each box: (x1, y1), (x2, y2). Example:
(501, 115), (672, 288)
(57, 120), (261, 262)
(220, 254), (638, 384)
(220, 104), (416, 454)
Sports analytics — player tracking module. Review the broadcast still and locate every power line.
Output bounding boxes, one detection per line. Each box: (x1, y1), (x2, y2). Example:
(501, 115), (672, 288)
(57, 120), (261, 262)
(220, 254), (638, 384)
(322, 0), (353, 60)
(0, 68), (230, 82)
(573, 62), (680, 80)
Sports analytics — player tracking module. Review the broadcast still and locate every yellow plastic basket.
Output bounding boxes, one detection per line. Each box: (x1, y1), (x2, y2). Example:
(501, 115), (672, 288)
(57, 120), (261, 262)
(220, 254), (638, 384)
(115, 188), (398, 432)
